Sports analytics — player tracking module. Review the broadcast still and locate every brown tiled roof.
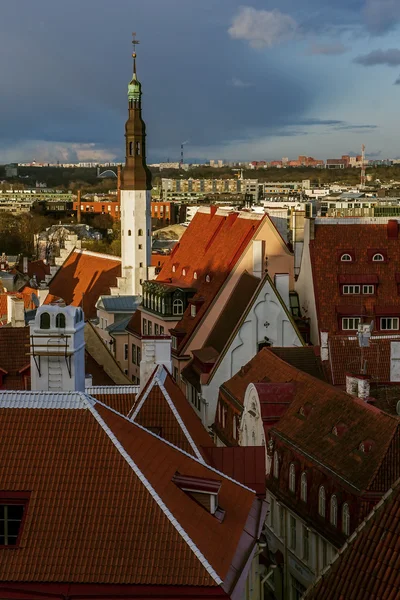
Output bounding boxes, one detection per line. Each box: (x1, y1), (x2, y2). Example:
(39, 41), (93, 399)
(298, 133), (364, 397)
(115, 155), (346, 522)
(27, 259), (50, 283)
(328, 335), (391, 385)
(156, 209), (265, 354)
(0, 327), (30, 389)
(203, 446), (266, 497)
(45, 250), (121, 319)
(310, 222), (400, 334)
(88, 386), (138, 415)
(269, 346), (327, 382)
(305, 477), (400, 599)
(0, 393), (258, 589)
(129, 366), (213, 460)
(222, 348), (400, 491)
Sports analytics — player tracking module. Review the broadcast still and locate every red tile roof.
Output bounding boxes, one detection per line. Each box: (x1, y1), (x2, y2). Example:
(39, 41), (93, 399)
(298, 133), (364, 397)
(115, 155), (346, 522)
(27, 259), (50, 283)
(328, 335), (392, 385)
(45, 250), (121, 319)
(156, 209), (265, 353)
(0, 392), (260, 591)
(0, 327), (30, 389)
(310, 222), (400, 334)
(0, 291), (38, 323)
(129, 365), (214, 460)
(203, 446), (266, 497)
(305, 477), (400, 599)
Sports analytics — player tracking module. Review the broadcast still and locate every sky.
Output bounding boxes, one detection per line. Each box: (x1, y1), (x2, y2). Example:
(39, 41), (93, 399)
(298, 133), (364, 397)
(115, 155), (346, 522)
(1, 0), (400, 163)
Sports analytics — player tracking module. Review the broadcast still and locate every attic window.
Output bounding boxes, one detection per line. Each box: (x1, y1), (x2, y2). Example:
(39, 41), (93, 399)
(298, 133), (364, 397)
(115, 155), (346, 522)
(172, 265), (176, 273)
(205, 274), (211, 283)
(0, 502), (26, 546)
(182, 269), (186, 276)
(172, 473), (223, 519)
(332, 422), (348, 437)
(194, 271), (198, 280)
(299, 403), (313, 418)
(341, 254), (352, 262)
(190, 304), (196, 317)
(359, 440), (374, 454)
(372, 253), (384, 262)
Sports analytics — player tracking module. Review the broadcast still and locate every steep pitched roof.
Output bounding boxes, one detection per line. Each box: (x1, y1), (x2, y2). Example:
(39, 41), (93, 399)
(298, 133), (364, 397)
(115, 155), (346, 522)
(27, 259), (50, 283)
(269, 346), (327, 381)
(328, 334), (392, 385)
(0, 327), (30, 389)
(86, 385), (139, 415)
(45, 250), (121, 319)
(0, 391), (260, 590)
(129, 365), (213, 460)
(310, 220), (400, 333)
(305, 477), (400, 599)
(156, 208), (265, 353)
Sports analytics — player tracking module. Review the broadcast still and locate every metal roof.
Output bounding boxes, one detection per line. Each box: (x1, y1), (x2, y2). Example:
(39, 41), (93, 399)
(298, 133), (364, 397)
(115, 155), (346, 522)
(99, 295), (141, 313)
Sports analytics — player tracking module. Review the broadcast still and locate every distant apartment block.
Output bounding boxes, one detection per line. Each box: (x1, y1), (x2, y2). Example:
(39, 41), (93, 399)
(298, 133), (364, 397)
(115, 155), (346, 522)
(161, 177), (259, 201)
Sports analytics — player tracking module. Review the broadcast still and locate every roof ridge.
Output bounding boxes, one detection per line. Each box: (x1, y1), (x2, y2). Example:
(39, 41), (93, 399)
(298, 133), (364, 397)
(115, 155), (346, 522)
(93, 396), (256, 493)
(0, 390), (96, 410)
(85, 399), (223, 585)
(128, 367), (159, 419)
(73, 249), (122, 261)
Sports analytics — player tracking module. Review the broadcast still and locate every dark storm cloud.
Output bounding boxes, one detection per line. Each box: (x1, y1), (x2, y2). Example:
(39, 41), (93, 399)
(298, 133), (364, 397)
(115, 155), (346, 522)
(354, 49), (400, 66)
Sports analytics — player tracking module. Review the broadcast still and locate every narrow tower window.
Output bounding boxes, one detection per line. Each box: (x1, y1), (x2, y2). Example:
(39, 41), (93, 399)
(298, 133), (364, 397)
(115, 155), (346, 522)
(138, 229), (143, 236)
(128, 230), (132, 236)
(135, 141), (141, 155)
(55, 313), (66, 328)
(129, 142), (134, 156)
(40, 312), (51, 330)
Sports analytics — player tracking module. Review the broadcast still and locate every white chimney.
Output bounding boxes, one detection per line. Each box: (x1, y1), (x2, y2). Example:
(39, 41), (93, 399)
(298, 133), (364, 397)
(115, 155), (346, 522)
(7, 296), (25, 328)
(140, 337), (172, 391)
(346, 373), (370, 400)
(320, 331), (329, 362)
(30, 305), (86, 392)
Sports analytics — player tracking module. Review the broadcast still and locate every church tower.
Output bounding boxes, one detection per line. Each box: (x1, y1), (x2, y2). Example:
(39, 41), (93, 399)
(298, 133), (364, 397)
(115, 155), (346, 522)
(119, 35), (152, 296)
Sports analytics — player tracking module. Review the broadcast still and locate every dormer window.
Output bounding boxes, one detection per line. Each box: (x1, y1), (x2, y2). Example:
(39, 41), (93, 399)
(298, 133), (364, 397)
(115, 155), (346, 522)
(381, 317), (399, 331)
(173, 298), (184, 316)
(0, 499), (27, 546)
(172, 265), (176, 273)
(194, 271), (198, 280)
(372, 253), (384, 262)
(190, 304), (196, 317)
(182, 269), (186, 276)
(330, 495), (338, 527)
(341, 254), (352, 262)
(205, 274), (211, 283)
(318, 486), (326, 518)
(342, 503), (350, 535)
(359, 440), (374, 453)
(172, 473), (223, 519)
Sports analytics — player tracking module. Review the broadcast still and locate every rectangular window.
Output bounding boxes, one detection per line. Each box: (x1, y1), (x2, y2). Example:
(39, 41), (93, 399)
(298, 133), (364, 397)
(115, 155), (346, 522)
(303, 526), (309, 562)
(189, 384), (200, 411)
(342, 317), (360, 330)
(363, 285), (374, 294)
(142, 319), (147, 335)
(343, 285), (360, 294)
(0, 504), (25, 546)
(381, 317), (399, 330)
(279, 505), (284, 538)
(155, 324), (159, 335)
(290, 515), (296, 550)
(160, 326), (164, 335)
(172, 336), (177, 350)
(148, 321), (152, 335)
(190, 304), (196, 317)
(137, 348), (141, 364)
(270, 498), (275, 529)
(322, 539), (328, 568)
(124, 344), (128, 361)
(131, 344), (136, 365)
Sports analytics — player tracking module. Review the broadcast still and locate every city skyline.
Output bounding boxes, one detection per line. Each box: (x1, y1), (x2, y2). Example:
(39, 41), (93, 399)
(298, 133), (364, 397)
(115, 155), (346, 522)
(1, 0), (400, 163)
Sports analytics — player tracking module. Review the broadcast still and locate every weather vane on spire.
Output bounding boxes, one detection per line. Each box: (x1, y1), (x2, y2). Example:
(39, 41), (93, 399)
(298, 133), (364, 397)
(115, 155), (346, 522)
(132, 32), (140, 75)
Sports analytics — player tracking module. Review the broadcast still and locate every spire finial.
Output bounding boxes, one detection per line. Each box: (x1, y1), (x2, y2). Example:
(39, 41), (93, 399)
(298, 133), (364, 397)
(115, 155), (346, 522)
(132, 32), (140, 76)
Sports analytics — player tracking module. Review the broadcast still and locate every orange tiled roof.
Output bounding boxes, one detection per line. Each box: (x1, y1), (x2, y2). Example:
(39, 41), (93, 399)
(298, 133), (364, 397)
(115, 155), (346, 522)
(305, 477), (400, 599)
(129, 365), (214, 459)
(27, 259), (50, 283)
(0, 392), (259, 589)
(155, 209), (265, 353)
(0, 327), (30, 389)
(45, 250), (121, 319)
(0, 291), (38, 323)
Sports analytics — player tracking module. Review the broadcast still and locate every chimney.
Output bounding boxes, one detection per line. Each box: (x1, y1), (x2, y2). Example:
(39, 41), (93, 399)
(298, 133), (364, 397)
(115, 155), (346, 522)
(30, 305), (86, 392)
(77, 189), (81, 224)
(7, 296), (25, 328)
(140, 337), (172, 391)
(253, 239), (265, 279)
(320, 331), (329, 362)
(346, 373), (370, 400)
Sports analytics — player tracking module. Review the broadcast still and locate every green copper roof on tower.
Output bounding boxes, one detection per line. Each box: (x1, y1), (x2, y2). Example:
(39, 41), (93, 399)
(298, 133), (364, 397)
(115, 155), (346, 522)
(128, 33), (142, 101)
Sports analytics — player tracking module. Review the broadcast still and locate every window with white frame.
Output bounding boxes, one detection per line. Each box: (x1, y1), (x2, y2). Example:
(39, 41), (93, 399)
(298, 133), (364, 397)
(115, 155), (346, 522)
(303, 525), (309, 562)
(172, 336), (177, 350)
(142, 319), (147, 335)
(124, 344), (128, 361)
(289, 463), (296, 493)
(342, 503), (350, 535)
(273, 451), (279, 478)
(131, 344), (136, 365)
(330, 495), (338, 527)
(363, 285), (374, 294)
(190, 304), (196, 317)
(343, 285), (360, 294)
(319, 486), (326, 517)
(341, 254), (352, 261)
(380, 317), (399, 330)
(148, 321), (152, 336)
(154, 324), (159, 335)
(290, 515), (296, 550)
(372, 253), (384, 262)
(173, 298), (184, 316)
(188, 384), (200, 411)
(342, 317), (360, 330)
(300, 472), (307, 502)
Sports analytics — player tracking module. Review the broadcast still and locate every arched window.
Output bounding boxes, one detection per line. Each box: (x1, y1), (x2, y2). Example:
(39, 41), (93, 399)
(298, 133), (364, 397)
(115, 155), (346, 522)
(289, 463), (296, 492)
(173, 298), (184, 316)
(342, 503), (350, 535)
(135, 141), (141, 155)
(341, 254), (352, 262)
(128, 230), (132, 236)
(56, 313), (66, 328)
(319, 486), (326, 517)
(300, 472), (307, 502)
(330, 495), (338, 527)
(40, 312), (51, 330)
(273, 451), (279, 479)
(161, 298), (165, 314)
(372, 253), (384, 262)
(129, 141), (133, 156)
(138, 229), (143, 236)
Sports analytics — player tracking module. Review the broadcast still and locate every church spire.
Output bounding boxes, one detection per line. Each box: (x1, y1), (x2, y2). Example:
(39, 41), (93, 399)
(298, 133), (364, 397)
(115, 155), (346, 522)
(122, 33), (152, 191)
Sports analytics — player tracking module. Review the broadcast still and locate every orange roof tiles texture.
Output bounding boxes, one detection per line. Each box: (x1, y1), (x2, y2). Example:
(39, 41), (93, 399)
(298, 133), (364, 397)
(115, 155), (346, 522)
(45, 250), (121, 319)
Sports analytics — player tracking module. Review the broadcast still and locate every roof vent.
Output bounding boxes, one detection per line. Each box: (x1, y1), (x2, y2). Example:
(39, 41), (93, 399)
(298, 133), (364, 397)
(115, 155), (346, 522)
(205, 274), (211, 283)
(359, 440), (374, 454)
(332, 422), (348, 438)
(172, 473), (223, 519)
(299, 402), (313, 418)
